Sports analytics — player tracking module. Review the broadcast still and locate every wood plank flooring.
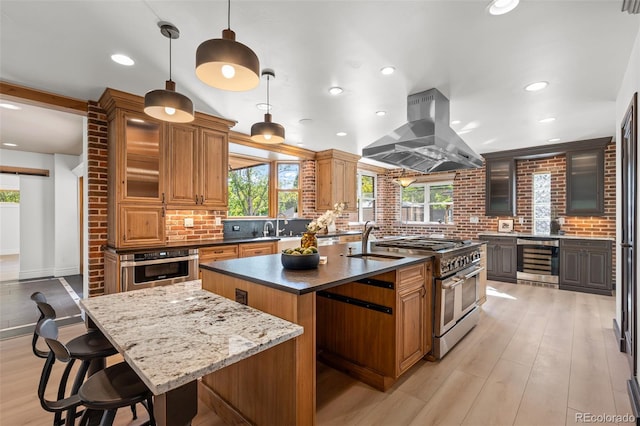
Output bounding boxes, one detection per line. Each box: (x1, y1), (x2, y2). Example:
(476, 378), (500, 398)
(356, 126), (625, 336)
(0, 281), (634, 425)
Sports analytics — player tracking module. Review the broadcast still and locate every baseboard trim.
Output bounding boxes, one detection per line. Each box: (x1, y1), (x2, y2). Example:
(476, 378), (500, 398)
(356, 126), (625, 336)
(54, 266), (80, 277)
(628, 377), (640, 420)
(19, 268), (54, 280)
(614, 318), (627, 352)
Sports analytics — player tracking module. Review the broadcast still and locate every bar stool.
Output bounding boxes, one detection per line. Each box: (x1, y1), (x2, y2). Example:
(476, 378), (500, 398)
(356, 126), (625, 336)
(39, 318), (155, 426)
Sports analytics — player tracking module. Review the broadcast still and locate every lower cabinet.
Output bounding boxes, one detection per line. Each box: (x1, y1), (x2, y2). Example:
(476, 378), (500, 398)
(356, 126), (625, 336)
(238, 242), (277, 258)
(316, 261), (432, 391)
(559, 239), (612, 295)
(484, 236), (517, 282)
(198, 242), (276, 279)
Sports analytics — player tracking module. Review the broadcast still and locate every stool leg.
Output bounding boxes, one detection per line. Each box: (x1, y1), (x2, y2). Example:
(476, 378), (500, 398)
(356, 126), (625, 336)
(70, 360), (91, 395)
(98, 409), (116, 426)
(130, 404), (137, 419)
(146, 396), (155, 426)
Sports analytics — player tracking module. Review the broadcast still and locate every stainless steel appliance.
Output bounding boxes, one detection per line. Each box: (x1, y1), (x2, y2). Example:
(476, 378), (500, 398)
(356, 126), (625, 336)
(120, 249), (199, 291)
(372, 237), (484, 358)
(516, 237), (559, 285)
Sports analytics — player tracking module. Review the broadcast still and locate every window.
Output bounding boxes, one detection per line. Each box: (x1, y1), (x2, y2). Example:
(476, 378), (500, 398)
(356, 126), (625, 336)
(228, 163), (270, 217)
(533, 173), (551, 234)
(357, 171), (376, 222)
(401, 181), (453, 224)
(276, 162), (300, 217)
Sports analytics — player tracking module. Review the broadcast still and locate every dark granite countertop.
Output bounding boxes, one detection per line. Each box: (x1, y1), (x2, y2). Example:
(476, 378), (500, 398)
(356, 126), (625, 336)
(200, 243), (433, 295)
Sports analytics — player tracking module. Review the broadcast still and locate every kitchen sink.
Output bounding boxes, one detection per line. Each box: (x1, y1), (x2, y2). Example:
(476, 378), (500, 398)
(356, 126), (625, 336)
(347, 253), (405, 261)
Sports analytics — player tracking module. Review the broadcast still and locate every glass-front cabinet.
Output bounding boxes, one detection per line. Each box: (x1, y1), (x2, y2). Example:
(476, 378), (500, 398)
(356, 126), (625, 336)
(120, 111), (164, 202)
(566, 149), (604, 216)
(485, 158), (516, 216)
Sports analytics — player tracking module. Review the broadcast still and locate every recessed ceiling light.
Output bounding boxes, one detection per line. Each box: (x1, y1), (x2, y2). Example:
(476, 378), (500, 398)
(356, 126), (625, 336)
(297, 143), (305, 147)
(488, 0), (520, 15)
(548, 138), (561, 142)
(256, 103), (271, 111)
(2, 143), (17, 147)
(328, 87), (343, 95)
(298, 118), (313, 125)
(376, 111), (387, 116)
(451, 120), (461, 125)
(111, 54), (134, 66)
(538, 117), (556, 123)
(524, 81), (548, 92)
(336, 132), (347, 137)
(0, 103), (21, 110)
(380, 66), (395, 75)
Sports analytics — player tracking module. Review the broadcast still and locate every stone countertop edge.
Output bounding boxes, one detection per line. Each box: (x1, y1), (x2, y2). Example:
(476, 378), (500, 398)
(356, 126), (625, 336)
(477, 232), (615, 241)
(200, 243), (433, 295)
(80, 280), (303, 395)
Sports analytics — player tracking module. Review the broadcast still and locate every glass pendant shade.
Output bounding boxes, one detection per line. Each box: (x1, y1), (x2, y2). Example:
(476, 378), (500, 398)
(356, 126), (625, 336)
(394, 170), (416, 188)
(196, 28), (260, 91)
(251, 113), (285, 144)
(144, 80), (194, 123)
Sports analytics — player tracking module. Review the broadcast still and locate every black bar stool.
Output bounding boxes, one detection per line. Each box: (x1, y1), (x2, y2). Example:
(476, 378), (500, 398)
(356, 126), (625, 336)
(38, 319), (155, 426)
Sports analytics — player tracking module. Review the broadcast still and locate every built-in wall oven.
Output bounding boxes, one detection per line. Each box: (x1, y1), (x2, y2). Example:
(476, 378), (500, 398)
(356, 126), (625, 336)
(516, 237), (559, 285)
(120, 249), (199, 292)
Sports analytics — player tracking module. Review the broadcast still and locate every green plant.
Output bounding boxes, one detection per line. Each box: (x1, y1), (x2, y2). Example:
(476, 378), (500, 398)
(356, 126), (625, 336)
(0, 190), (20, 203)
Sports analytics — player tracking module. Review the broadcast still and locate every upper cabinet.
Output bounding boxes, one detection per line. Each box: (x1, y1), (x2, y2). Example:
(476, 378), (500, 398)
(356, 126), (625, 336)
(566, 149), (604, 216)
(316, 149), (360, 213)
(166, 125), (228, 209)
(485, 158), (516, 216)
(99, 88), (234, 248)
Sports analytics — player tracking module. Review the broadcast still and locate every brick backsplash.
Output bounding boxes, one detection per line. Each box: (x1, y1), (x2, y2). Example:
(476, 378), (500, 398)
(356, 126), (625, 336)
(165, 210), (226, 242)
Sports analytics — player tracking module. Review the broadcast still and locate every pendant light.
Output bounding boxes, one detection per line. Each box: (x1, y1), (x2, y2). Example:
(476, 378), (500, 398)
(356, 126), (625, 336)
(250, 69), (285, 144)
(195, 0), (260, 91)
(394, 169), (416, 188)
(144, 22), (194, 123)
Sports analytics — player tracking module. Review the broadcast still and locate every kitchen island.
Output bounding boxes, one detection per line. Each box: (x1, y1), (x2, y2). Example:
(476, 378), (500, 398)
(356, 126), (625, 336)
(80, 280), (303, 426)
(200, 243), (434, 425)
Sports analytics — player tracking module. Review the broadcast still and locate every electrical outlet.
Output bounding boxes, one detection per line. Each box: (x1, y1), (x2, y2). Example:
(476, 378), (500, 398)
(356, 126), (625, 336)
(558, 217), (565, 225)
(184, 217), (194, 228)
(232, 225), (240, 231)
(518, 217), (524, 224)
(469, 216), (479, 224)
(235, 288), (248, 305)
(215, 217), (222, 226)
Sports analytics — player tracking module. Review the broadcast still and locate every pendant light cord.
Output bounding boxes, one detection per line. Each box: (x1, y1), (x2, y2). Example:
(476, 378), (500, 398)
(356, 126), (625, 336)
(266, 74), (270, 108)
(168, 36), (173, 81)
(227, 0), (231, 30)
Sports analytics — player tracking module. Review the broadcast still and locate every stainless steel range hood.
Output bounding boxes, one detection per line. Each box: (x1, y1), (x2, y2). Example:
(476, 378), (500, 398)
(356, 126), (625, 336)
(362, 88), (482, 173)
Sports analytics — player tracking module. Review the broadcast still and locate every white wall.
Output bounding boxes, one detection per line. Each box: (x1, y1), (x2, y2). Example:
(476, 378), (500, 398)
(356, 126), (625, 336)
(54, 154), (81, 276)
(0, 174), (20, 255)
(615, 26), (640, 329)
(0, 149), (81, 279)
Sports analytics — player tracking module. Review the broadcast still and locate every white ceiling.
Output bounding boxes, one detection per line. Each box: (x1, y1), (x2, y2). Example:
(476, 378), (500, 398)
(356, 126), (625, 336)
(1, 1), (638, 162)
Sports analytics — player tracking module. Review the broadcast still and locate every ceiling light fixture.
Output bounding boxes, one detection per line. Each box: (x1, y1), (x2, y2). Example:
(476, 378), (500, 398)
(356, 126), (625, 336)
(144, 22), (194, 123)
(250, 69), (285, 144)
(195, 0), (260, 91)
(548, 138), (561, 142)
(2, 143), (18, 147)
(394, 169), (416, 188)
(329, 86), (344, 95)
(0, 103), (21, 110)
(376, 111), (387, 116)
(524, 81), (549, 92)
(111, 54), (134, 66)
(451, 120), (461, 125)
(538, 117), (556, 123)
(380, 66), (395, 75)
(336, 132), (347, 137)
(488, 0), (520, 15)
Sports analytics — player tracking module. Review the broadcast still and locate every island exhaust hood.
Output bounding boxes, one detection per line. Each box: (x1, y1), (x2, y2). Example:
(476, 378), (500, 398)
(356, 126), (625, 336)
(362, 88), (482, 173)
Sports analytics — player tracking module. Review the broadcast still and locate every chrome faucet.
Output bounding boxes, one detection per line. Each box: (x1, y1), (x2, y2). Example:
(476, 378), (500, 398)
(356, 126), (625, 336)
(263, 221), (274, 237)
(361, 221), (380, 254)
(275, 213), (288, 236)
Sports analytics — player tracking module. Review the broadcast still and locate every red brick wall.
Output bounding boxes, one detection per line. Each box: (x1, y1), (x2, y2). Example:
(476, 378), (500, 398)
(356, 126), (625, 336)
(87, 102), (108, 296)
(165, 210), (225, 242)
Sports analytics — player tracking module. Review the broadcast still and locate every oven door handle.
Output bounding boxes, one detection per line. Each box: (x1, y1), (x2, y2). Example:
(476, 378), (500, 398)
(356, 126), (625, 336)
(120, 254), (199, 267)
(442, 278), (465, 290)
(464, 266), (485, 279)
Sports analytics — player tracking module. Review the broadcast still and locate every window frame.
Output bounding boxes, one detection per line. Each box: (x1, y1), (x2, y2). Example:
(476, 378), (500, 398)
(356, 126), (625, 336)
(227, 162), (271, 218)
(356, 170), (377, 223)
(400, 180), (454, 224)
(272, 161), (301, 218)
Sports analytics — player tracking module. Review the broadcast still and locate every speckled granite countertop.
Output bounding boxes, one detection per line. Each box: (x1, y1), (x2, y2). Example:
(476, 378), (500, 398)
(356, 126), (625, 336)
(80, 280), (303, 395)
(477, 231), (614, 241)
(200, 243), (432, 295)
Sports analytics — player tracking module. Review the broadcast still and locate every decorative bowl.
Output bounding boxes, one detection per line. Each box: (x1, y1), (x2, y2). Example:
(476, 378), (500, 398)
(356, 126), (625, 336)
(281, 252), (320, 270)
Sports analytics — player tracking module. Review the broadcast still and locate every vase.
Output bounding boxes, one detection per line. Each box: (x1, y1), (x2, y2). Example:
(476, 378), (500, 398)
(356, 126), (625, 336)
(300, 232), (318, 249)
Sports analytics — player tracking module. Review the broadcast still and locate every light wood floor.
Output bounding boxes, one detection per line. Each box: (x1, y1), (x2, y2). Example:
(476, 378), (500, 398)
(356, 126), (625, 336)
(0, 281), (634, 425)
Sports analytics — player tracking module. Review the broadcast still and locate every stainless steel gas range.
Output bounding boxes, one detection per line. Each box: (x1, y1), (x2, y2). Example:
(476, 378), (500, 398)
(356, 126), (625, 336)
(372, 237), (484, 359)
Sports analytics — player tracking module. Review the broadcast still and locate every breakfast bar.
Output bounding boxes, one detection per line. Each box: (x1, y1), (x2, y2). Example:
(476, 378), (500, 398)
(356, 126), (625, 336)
(79, 280), (303, 426)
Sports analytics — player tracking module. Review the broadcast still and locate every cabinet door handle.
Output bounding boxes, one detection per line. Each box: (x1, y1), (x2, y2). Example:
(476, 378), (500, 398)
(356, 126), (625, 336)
(162, 207), (165, 217)
(200, 195), (204, 204)
(195, 195), (199, 204)
(214, 250), (224, 254)
(123, 234), (126, 241)
(162, 192), (165, 203)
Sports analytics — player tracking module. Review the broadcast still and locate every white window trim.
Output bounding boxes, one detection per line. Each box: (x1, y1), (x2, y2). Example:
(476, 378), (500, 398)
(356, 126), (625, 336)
(401, 180), (454, 225)
(355, 170), (377, 224)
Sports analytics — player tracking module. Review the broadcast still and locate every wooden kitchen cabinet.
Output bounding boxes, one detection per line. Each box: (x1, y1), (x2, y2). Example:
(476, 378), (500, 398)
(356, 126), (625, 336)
(166, 125), (228, 209)
(559, 239), (612, 295)
(484, 236), (517, 282)
(485, 158), (516, 216)
(316, 149), (360, 213)
(118, 205), (166, 248)
(566, 149), (605, 216)
(238, 241), (277, 258)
